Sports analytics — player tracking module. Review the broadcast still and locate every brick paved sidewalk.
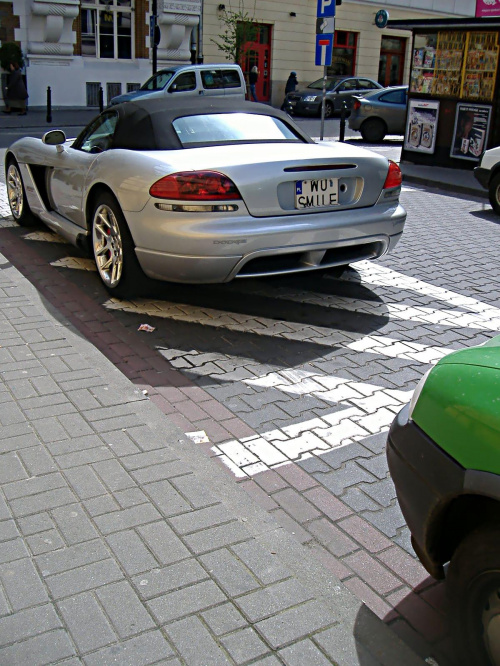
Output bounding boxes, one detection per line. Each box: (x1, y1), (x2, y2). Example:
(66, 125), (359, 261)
(0, 252), (424, 665)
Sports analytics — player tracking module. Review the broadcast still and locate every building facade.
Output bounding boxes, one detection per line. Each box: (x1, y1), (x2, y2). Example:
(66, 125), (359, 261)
(0, 0), (476, 107)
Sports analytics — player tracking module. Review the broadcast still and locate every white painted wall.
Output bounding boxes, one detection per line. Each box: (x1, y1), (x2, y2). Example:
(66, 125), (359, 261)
(25, 57), (154, 108)
(352, 0), (475, 16)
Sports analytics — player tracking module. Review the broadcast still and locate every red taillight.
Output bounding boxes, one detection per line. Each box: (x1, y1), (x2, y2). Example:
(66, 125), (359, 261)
(149, 171), (241, 201)
(383, 160), (402, 189)
(353, 99), (361, 111)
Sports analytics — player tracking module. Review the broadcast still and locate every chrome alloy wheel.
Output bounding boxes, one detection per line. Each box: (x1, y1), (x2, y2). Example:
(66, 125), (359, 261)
(7, 163), (24, 219)
(482, 586), (500, 665)
(92, 204), (124, 288)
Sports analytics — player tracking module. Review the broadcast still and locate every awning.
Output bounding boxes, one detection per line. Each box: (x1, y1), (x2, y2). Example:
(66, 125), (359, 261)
(387, 17), (500, 31)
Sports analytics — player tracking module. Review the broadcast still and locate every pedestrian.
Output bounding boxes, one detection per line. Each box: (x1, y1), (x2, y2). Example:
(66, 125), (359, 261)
(3, 62), (28, 115)
(282, 71), (298, 109)
(249, 65), (259, 102)
(285, 71), (298, 95)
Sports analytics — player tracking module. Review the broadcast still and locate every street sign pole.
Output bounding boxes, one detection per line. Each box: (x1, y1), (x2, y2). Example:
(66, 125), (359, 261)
(151, 0), (158, 76)
(320, 65), (327, 141)
(315, 0), (336, 141)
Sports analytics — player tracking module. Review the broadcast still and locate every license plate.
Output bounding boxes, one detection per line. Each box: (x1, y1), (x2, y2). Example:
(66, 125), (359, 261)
(295, 178), (338, 209)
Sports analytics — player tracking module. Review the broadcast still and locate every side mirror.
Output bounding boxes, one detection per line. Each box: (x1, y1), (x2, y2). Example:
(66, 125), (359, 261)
(169, 83), (177, 93)
(42, 130), (66, 146)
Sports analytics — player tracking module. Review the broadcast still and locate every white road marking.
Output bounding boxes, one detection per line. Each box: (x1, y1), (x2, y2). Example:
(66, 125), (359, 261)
(50, 257), (97, 271)
(104, 297), (455, 361)
(210, 376), (413, 476)
(24, 231), (68, 243)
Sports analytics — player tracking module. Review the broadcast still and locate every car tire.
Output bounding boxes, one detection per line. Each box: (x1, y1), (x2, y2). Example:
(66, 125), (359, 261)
(323, 101), (334, 119)
(488, 172), (500, 215)
(360, 118), (387, 143)
(6, 159), (37, 226)
(447, 522), (500, 666)
(91, 192), (148, 298)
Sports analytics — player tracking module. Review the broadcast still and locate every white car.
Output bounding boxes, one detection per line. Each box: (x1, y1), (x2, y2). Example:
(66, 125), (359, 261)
(474, 146), (500, 214)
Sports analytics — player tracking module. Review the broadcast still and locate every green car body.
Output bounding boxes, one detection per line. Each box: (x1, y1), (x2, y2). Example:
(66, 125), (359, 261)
(387, 336), (500, 666)
(412, 336), (500, 475)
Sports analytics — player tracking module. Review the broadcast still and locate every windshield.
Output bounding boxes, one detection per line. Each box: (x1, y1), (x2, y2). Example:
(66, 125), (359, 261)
(307, 77), (342, 92)
(173, 113), (302, 147)
(141, 71), (175, 91)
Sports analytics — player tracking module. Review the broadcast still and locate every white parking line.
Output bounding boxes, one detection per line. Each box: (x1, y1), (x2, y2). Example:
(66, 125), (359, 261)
(211, 376), (413, 477)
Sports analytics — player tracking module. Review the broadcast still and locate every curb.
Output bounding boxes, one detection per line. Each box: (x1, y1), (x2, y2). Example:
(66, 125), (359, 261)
(402, 173), (488, 200)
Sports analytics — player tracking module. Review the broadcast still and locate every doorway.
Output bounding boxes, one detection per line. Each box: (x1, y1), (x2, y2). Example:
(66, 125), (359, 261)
(379, 36), (406, 86)
(241, 24), (272, 102)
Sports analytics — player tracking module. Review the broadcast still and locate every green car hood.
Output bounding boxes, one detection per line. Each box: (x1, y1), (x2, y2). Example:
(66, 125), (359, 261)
(412, 335), (500, 475)
(436, 334), (500, 370)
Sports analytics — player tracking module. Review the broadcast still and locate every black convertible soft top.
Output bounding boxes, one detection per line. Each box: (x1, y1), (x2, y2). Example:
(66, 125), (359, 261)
(107, 97), (314, 151)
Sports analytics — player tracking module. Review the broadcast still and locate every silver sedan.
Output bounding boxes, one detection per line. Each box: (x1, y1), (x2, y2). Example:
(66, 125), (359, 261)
(348, 86), (408, 142)
(6, 97), (406, 297)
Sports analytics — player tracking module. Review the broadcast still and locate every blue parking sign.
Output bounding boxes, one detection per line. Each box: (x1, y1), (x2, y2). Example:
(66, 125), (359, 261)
(315, 34), (333, 66)
(317, 0), (336, 18)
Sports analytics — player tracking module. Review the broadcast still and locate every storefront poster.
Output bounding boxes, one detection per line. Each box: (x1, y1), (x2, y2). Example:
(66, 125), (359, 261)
(476, 0), (500, 18)
(450, 104), (491, 160)
(404, 99), (440, 154)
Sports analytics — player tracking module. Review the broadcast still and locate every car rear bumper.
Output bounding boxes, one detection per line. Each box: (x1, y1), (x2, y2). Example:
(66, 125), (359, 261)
(348, 114), (363, 131)
(130, 202), (406, 283)
(284, 100), (322, 116)
(474, 166), (490, 190)
(386, 404), (465, 580)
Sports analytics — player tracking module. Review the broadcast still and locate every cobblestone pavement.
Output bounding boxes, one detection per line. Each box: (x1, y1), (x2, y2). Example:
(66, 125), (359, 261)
(0, 218), (427, 661)
(0, 168), (497, 665)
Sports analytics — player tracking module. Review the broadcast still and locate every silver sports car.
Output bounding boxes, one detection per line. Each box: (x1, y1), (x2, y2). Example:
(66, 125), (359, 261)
(6, 98), (406, 297)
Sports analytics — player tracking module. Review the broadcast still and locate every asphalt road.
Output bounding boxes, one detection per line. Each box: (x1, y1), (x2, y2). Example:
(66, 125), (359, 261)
(0, 129), (493, 665)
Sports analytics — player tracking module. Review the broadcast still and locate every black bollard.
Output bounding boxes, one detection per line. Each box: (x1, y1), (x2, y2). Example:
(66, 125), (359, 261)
(99, 86), (104, 113)
(339, 102), (347, 143)
(46, 86), (52, 123)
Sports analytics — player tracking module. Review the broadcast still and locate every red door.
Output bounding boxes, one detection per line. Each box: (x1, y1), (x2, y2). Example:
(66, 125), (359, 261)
(378, 36), (406, 86)
(241, 24), (272, 102)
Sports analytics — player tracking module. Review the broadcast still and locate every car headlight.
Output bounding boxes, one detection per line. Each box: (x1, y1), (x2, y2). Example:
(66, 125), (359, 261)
(304, 95), (318, 102)
(408, 369), (431, 420)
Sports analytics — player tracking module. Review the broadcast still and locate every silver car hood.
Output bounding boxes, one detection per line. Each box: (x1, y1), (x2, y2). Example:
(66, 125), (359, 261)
(141, 142), (391, 217)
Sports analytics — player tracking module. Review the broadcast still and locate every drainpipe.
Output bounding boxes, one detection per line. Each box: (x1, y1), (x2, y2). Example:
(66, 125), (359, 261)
(197, 0), (204, 63)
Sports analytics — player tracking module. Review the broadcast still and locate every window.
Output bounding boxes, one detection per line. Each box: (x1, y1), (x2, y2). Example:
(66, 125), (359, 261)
(172, 113), (301, 147)
(141, 70), (175, 91)
(77, 112), (118, 153)
(222, 69), (241, 88)
(358, 79), (378, 90)
(81, 0), (133, 59)
(380, 89), (407, 104)
(169, 72), (196, 92)
(328, 31), (358, 76)
(337, 79), (357, 91)
(308, 77), (340, 92)
(201, 70), (223, 90)
(107, 82), (121, 103)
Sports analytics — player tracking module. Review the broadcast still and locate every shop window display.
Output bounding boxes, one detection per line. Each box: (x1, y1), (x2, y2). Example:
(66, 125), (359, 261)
(410, 34), (437, 94)
(410, 30), (499, 102)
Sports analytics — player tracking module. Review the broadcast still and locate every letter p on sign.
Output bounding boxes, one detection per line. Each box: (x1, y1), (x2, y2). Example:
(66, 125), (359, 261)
(317, 0), (335, 17)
